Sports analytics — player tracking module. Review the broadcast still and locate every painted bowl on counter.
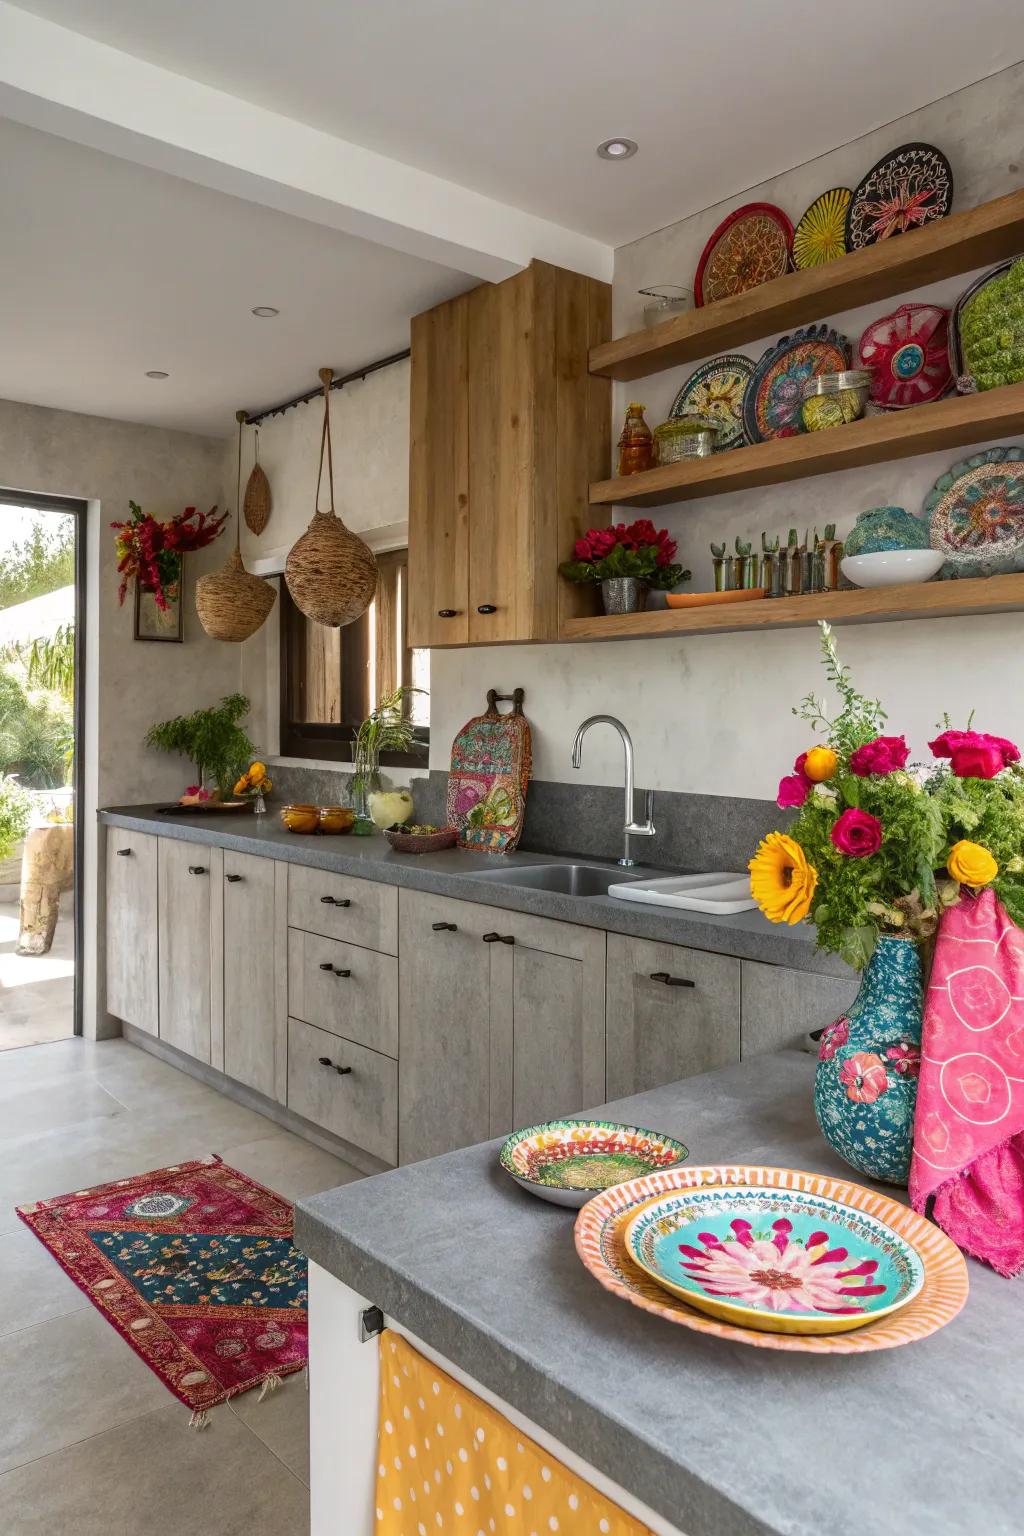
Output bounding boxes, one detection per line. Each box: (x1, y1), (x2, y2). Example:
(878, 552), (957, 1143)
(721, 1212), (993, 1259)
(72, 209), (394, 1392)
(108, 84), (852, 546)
(384, 824), (459, 854)
(319, 805), (355, 835)
(280, 803), (321, 835)
(499, 1119), (689, 1208)
(624, 1182), (925, 1336)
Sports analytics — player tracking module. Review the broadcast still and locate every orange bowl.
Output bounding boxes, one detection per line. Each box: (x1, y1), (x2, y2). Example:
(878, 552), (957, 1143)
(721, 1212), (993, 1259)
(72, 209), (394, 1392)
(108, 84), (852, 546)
(319, 805), (355, 835)
(665, 588), (767, 608)
(280, 803), (320, 834)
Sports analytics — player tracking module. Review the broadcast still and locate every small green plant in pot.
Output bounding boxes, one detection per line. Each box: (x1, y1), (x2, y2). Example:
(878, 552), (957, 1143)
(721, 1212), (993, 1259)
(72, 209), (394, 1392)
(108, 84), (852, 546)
(352, 685), (425, 834)
(145, 693), (257, 801)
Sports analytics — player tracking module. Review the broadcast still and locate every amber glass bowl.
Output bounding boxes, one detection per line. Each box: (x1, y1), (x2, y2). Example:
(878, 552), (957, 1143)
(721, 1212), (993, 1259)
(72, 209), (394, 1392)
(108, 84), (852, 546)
(280, 803), (320, 835)
(319, 805), (355, 835)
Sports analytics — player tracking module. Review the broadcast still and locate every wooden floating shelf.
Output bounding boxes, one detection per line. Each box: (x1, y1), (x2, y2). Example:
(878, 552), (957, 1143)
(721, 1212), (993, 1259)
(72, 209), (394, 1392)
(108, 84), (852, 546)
(590, 187), (1024, 382)
(560, 574), (1024, 643)
(590, 381), (1024, 507)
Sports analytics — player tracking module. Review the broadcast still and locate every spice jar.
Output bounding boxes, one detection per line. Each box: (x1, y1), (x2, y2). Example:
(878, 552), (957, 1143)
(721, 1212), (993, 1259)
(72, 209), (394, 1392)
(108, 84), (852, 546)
(653, 417), (717, 465)
(800, 370), (873, 432)
(617, 403), (655, 476)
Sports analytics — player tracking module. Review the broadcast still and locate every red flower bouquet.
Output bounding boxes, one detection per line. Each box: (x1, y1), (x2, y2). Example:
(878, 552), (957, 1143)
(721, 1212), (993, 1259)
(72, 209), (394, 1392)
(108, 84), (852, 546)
(112, 501), (228, 610)
(559, 519), (690, 591)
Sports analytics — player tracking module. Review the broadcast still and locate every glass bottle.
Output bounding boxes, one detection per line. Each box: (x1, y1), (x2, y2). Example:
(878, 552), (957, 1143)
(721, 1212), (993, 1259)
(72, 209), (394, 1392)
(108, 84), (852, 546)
(617, 402), (654, 477)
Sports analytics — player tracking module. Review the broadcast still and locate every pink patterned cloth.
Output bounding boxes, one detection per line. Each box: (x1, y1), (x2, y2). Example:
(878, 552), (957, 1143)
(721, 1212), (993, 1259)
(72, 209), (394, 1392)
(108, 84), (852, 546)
(910, 889), (1024, 1276)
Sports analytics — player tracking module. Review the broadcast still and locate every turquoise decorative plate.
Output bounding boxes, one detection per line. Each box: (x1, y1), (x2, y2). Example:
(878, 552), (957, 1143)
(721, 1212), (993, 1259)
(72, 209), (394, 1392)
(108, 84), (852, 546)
(668, 354), (753, 452)
(499, 1119), (689, 1208)
(924, 447), (1024, 578)
(624, 1183), (925, 1335)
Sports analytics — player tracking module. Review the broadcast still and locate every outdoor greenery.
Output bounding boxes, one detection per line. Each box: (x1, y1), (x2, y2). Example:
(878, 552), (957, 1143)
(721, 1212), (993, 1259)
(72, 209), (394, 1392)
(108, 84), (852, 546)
(24, 624), (75, 702)
(145, 693), (256, 798)
(0, 663), (74, 787)
(0, 773), (32, 864)
(0, 521), (74, 609)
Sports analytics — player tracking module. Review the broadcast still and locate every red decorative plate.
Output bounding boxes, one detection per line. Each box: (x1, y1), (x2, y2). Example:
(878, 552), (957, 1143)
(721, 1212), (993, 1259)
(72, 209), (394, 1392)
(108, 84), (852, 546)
(694, 203), (793, 307)
(858, 303), (952, 409)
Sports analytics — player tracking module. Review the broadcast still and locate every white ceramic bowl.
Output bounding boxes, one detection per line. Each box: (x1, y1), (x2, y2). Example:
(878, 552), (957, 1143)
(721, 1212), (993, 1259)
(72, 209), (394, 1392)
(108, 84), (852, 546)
(841, 549), (944, 588)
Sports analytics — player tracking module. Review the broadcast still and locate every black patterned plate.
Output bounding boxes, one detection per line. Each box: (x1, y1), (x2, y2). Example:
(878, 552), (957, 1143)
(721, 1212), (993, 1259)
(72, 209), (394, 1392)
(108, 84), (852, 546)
(845, 143), (953, 250)
(669, 354), (754, 451)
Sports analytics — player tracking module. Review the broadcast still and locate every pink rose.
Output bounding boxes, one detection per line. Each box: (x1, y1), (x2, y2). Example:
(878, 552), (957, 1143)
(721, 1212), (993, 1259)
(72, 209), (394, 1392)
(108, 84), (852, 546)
(589, 527), (619, 558)
(831, 807), (882, 858)
(929, 729), (1020, 779)
(849, 735), (910, 777)
(777, 773), (810, 809)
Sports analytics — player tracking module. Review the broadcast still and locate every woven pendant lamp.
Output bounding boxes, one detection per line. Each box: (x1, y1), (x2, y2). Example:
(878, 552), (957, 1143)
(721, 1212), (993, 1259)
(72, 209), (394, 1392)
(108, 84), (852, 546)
(284, 367), (377, 627)
(195, 412), (277, 642)
(243, 424), (272, 535)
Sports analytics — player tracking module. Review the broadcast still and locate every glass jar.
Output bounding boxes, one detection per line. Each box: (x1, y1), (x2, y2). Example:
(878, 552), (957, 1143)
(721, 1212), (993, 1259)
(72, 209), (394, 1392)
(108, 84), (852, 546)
(638, 285), (694, 328)
(800, 369), (873, 432)
(617, 402), (654, 476)
(654, 417), (718, 464)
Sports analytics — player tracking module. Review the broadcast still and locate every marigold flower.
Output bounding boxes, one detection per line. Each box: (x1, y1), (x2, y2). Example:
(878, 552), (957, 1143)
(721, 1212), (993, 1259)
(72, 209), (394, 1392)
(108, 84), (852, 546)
(802, 746), (838, 782)
(947, 840), (998, 888)
(748, 832), (818, 925)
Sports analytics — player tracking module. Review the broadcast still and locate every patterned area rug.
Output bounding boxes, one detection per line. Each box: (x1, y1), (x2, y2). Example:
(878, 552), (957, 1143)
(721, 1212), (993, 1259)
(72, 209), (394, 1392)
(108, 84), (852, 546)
(17, 1155), (307, 1421)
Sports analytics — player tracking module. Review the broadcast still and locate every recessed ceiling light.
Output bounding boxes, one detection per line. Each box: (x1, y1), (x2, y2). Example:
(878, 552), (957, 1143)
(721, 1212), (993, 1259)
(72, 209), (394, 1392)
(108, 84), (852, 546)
(596, 138), (638, 160)
(251, 306), (280, 317)
(145, 370), (169, 379)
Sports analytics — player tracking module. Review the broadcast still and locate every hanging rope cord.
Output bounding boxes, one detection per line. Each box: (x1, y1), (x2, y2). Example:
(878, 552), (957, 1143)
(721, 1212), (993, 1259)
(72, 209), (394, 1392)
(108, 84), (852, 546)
(315, 366), (336, 517)
(234, 409), (246, 553)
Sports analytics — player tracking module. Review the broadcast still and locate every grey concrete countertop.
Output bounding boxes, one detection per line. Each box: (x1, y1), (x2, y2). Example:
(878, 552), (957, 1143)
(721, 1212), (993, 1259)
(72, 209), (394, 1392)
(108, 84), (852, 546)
(295, 1050), (1011, 1536)
(99, 804), (849, 977)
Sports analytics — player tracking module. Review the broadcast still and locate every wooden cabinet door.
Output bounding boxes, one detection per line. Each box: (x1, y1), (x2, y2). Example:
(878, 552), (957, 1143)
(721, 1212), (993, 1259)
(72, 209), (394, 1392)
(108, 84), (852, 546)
(157, 839), (220, 1065)
(398, 889), (496, 1164)
(105, 827), (159, 1033)
(407, 292), (471, 648)
(223, 851), (285, 1102)
(605, 934), (741, 1099)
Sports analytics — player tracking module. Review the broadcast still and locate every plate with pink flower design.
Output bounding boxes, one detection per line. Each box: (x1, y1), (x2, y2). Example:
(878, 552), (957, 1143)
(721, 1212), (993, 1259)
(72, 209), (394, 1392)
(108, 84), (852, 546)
(623, 1183), (924, 1335)
(576, 1164), (967, 1353)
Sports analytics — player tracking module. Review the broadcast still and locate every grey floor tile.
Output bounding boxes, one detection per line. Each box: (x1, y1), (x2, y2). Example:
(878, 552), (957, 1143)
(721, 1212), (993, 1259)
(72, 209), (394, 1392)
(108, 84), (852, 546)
(220, 1129), (362, 1203)
(0, 1230), (89, 1338)
(0, 1402), (309, 1535)
(0, 1074), (124, 1140)
(0, 1308), (169, 1473)
(229, 1374), (310, 1485)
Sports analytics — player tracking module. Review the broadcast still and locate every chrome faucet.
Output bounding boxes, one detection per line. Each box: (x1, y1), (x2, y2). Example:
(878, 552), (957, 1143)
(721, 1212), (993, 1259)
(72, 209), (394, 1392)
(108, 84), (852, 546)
(571, 714), (655, 868)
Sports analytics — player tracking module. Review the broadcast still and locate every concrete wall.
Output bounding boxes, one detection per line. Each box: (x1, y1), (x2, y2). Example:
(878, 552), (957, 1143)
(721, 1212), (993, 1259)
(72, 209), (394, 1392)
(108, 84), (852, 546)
(0, 397), (238, 1036)
(430, 61), (1024, 799)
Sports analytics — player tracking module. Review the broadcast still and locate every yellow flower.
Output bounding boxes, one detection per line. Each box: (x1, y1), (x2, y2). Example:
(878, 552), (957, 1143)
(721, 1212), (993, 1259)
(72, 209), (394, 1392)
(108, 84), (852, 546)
(947, 840), (998, 888)
(249, 761), (267, 781)
(233, 774), (250, 795)
(803, 746), (838, 783)
(748, 832), (818, 925)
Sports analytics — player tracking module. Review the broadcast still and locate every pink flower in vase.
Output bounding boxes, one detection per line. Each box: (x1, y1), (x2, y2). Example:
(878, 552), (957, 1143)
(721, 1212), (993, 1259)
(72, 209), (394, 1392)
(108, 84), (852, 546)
(849, 735), (910, 776)
(831, 808), (883, 858)
(840, 1052), (890, 1104)
(777, 773), (810, 809)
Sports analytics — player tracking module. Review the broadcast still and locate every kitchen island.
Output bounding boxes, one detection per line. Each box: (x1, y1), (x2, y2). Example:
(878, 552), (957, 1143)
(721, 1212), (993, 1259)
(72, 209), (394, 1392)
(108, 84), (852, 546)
(295, 1049), (1013, 1536)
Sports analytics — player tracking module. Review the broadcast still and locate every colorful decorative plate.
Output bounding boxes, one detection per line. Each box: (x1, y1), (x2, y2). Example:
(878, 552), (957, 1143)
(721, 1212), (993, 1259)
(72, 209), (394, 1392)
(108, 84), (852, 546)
(924, 447), (1024, 578)
(499, 1119), (688, 1209)
(792, 188), (851, 269)
(665, 588), (766, 608)
(857, 303), (952, 409)
(624, 1183), (925, 1335)
(949, 258), (1017, 390)
(574, 1164), (969, 1354)
(845, 143), (953, 250)
(694, 203), (793, 307)
(668, 354), (753, 451)
(742, 324), (849, 442)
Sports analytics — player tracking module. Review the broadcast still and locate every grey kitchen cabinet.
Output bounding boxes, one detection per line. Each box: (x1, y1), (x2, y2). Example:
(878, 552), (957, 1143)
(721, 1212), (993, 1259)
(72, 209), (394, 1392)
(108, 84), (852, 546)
(157, 838), (222, 1065)
(223, 851), (286, 1101)
(288, 1017), (397, 1165)
(399, 890), (606, 1164)
(288, 927), (398, 1058)
(287, 863), (398, 954)
(605, 933), (741, 1098)
(740, 959), (858, 1058)
(105, 826), (159, 1033)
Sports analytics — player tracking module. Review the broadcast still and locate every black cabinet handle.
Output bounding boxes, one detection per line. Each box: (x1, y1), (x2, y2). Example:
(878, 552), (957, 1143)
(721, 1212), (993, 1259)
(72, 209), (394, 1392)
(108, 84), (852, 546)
(225, 873), (243, 883)
(432, 921), (458, 932)
(317, 1056), (332, 1066)
(482, 932), (515, 945)
(650, 971), (695, 988)
(116, 847), (132, 857)
(318, 1055), (353, 1076)
(188, 865), (207, 876)
(320, 895), (352, 907)
(437, 608), (458, 618)
(476, 604), (497, 615)
(334, 1064), (353, 1076)
(319, 962), (352, 977)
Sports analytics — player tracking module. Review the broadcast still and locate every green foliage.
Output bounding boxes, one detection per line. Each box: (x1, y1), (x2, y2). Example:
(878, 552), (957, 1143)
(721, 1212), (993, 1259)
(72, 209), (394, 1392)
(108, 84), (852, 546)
(794, 621), (887, 755)
(0, 521), (74, 609)
(145, 694), (255, 798)
(0, 773), (32, 863)
(559, 540), (690, 591)
(352, 685), (426, 799)
(0, 664), (74, 788)
(24, 625), (75, 702)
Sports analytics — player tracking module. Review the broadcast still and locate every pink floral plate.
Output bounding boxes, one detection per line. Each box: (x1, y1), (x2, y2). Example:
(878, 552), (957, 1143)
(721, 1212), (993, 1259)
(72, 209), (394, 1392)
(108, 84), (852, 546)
(575, 1164), (968, 1353)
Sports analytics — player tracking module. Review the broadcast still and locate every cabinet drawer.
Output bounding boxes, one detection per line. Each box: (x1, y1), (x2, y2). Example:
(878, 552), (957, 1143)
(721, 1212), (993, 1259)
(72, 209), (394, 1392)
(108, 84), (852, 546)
(741, 960), (858, 1058)
(288, 928), (398, 1058)
(287, 1017), (397, 1165)
(606, 934), (740, 1098)
(287, 864), (398, 954)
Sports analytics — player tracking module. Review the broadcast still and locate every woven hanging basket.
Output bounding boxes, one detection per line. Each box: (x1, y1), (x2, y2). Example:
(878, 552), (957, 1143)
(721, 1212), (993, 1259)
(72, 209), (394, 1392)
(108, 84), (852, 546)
(195, 411), (277, 642)
(284, 367), (377, 628)
(244, 426), (271, 535)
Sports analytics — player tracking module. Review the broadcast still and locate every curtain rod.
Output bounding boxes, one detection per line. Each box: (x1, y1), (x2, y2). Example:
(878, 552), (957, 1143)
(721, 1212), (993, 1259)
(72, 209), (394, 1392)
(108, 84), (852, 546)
(243, 348), (411, 426)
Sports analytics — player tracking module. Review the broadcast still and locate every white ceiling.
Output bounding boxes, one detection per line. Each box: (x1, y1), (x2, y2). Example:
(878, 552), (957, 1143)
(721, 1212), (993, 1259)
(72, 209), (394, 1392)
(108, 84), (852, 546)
(0, 116), (475, 435)
(10, 0), (1024, 244)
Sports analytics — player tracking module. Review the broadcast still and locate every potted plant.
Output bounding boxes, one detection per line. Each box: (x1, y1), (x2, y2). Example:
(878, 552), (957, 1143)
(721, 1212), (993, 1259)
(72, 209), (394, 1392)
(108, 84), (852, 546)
(559, 519), (690, 614)
(352, 685), (425, 834)
(145, 693), (257, 801)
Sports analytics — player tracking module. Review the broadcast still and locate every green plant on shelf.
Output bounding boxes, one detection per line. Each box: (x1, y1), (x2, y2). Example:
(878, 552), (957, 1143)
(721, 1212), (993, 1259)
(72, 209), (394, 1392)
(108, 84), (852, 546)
(145, 693), (256, 799)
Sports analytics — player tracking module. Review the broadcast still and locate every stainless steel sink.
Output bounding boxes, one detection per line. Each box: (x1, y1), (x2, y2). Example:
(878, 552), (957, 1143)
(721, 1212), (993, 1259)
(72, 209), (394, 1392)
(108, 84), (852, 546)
(465, 863), (643, 898)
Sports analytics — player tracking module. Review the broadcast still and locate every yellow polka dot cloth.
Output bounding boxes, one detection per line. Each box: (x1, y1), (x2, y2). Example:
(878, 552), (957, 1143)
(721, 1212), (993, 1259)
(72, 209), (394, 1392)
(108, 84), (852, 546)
(376, 1331), (654, 1535)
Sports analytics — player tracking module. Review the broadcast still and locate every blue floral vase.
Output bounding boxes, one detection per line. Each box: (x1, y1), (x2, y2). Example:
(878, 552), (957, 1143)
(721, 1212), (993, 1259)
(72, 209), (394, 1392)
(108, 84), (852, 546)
(814, 936), (923, 1186)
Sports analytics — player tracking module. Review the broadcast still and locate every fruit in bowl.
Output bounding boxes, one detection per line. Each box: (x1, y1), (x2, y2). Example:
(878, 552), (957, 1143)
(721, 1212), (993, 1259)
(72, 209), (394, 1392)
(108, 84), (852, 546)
(368, 789), (414, 829)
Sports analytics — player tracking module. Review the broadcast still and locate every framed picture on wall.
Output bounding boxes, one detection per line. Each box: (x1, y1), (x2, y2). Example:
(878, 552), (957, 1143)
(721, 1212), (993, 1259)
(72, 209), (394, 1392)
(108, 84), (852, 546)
(134, 562), (184, 643)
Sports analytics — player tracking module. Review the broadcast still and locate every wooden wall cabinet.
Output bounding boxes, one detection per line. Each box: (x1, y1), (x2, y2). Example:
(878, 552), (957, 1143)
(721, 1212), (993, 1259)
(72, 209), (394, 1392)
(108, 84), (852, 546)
(408, 261), (610, 648)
